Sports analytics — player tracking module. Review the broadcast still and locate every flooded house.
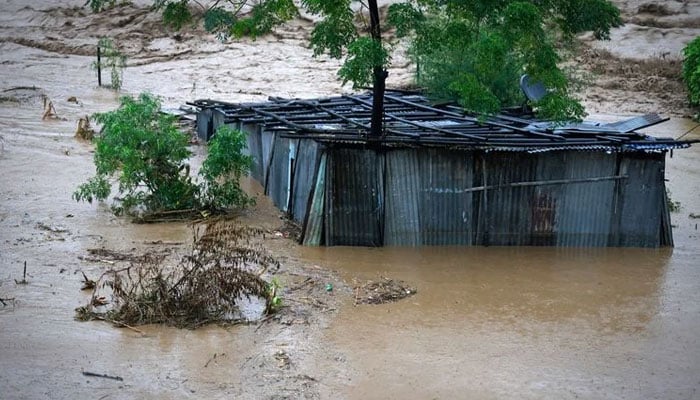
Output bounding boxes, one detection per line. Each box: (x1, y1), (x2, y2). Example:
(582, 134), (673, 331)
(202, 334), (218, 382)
(193, 91), (694, 247)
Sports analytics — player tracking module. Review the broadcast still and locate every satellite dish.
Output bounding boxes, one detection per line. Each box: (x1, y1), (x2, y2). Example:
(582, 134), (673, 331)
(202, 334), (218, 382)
(520, 74), (547, 102)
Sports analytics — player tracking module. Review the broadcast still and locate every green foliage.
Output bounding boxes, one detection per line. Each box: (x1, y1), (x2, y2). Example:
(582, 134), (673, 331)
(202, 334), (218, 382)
(338, 37), (390, 88)
(153, 0), (298, 40)
(230, 0), (298, 39)
(74, 93), (197, 215)
(85, 0), (117, 12)
(92, 37), (126, 90)
(682, 36), (700, 110)
(666, 187), (681, 212)
(387, 0), (620, 121)
(267, 276), (283, 311)
(303, 0), (356, 58)
(160, 0), (192, 30)
(85, 1), (388, 89)
(74, 94), (252, 217)
(199, 125), (254, 211)
(203, 7), (237, 41)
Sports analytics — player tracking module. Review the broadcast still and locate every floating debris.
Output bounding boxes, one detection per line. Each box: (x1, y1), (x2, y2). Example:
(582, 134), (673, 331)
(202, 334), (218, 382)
(354, 276), (416, 305)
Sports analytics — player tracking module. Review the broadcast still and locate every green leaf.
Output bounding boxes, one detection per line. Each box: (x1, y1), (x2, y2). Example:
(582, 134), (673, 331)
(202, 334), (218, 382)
(161, 0), (192, 30)
(338, 37), (390, 88)
(683, 36), (700, 106)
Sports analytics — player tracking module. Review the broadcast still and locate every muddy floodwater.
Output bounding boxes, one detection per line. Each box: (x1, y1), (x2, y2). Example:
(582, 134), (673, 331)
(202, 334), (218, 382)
(2, 1), (700, 399)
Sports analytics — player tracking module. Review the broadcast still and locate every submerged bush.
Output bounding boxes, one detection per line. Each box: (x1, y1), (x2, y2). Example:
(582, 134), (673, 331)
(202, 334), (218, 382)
(682, 36), (700, 116)
(74, 93), (252, 217)
(76, 220), (280, 328)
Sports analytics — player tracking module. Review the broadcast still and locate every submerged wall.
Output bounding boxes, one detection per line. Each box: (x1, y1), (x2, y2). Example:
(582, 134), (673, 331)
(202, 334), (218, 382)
(228, 120), (672, 248)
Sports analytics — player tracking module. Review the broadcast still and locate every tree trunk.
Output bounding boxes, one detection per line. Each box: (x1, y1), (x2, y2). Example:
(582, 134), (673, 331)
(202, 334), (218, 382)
(368, 0), (386, 138)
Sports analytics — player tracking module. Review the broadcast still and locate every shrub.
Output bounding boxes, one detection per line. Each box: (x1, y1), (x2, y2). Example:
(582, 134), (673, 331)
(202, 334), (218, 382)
(682, 36), (700, 109)
(74, 93), (252, 217)
(76, 220), (281, 328)
(388, 0), (622, 121)
(92, 37), (126, 90)
(199, 125), (254, 211)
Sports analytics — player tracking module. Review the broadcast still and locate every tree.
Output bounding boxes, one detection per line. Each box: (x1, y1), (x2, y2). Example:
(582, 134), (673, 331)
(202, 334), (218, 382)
(89, 0), (621, 124)
(74, 93), (252, 217)
(91, 0), (391, 135)
(387, 0), (622, 120)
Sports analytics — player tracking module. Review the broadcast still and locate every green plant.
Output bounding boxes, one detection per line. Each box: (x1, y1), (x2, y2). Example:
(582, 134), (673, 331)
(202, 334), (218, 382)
(666, 188), (681, 212)
(267, 277), (283, 311)
(74, 93), (253, 217)
(74, 93), (197, 215)
(387, 0), (621, 121)
(199, 125), (254, 211)
(92, 37), (126, 90)
(682, 36), (700, 114)
(160, 0), (192, 30)
(85, 0), (117, 12)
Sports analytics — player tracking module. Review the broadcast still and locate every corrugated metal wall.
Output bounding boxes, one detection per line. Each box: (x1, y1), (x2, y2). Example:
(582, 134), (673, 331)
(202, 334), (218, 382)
(302, 152), (326, 246)
(266, 135), (291, 212)
(196, 108), (213, 141)
(482, 152), (537, 246)
(550, 152), (617, 247)
(419, 149), (474, 245)
(384, 149), (421, 245)
(325, 147), (383, 246)
(616, 153), (666, 247)
(291, 139), (319, 223)
(237, 134), (669, 247)
(241, 123), (264, 183)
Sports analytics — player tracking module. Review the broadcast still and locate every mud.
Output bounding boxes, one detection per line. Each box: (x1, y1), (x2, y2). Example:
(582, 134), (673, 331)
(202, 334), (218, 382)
(1, 1), (700, 399)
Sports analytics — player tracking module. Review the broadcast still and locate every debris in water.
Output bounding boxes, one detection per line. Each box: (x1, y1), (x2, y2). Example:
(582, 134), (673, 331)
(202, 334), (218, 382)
(80, 271), (96, 290)
(0, 293), (16, 307)
(75, 219), (281, 328)
(274, 350), (290, 369)
(36, 221), (68, 233)
(74, 116), (95, 140)
(81, 371), (123, 381)
(354, 276), (416, 305)
(79, 247), (169, 264)
(41, 95), (59, 120)
(15, 261), (29, 285)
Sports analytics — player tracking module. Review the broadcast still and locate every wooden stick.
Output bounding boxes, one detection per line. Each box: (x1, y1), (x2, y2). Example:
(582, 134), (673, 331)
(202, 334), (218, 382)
(0, 297), (15, 306)
(423, 174), (628, 194)
(97, 45), (102, 87)
(92, 316), (146, 335)
(82, 371), (123, 381)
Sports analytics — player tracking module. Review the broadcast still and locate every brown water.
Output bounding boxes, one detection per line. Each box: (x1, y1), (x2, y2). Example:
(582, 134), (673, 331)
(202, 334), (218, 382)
(2, 1), (700, 399)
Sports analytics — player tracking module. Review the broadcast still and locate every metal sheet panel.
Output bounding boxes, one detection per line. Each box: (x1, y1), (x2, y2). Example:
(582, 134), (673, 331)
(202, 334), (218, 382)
(418, 149), (474, 245)
(302, 152), (326, 246)
(261, 130), (275, 185)
(196, 108), (212, 141)
(325, 148), (382, 246)
(291, 139), (319, 223)
(211, 108), (226, 139)
(616, 153), (665, 247)
(241, 123), (263, 183)
(384, 149), (421, 245)
(267, 136), (291, 211)
(548, 152), (617, 247)
(482, 152), (537, 246)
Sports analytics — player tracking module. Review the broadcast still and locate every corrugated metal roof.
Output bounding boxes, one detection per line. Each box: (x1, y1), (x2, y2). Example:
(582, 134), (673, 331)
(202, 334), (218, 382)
(191, 91), (696, 153)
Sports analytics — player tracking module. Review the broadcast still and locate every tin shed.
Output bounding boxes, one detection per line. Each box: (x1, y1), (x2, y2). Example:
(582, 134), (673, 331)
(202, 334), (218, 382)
(193, 91), (694, 247)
